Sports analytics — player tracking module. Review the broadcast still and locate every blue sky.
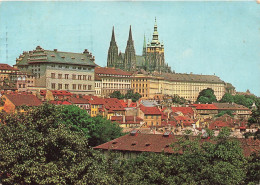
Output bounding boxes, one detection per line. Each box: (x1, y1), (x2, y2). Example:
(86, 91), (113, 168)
(0, 1), (259, 96)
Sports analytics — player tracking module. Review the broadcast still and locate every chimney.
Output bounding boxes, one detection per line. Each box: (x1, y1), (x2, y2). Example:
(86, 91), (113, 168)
(123, 115), (126, 123)
(83, 49), (89, 54)
(134, 116), (136, 123)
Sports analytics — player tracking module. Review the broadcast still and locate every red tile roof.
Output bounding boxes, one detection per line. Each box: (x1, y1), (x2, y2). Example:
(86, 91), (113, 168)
(139, 104), (161, 115)
(173, 116), (195, 126)
(0, 63), (19, 71)
(172, 107), (194, 115)
(94, 133), (259, 156)
(69, 97), (90, 104)
(192, 104), (218, 110)
(119, 100), (137, 108)
(5, 94), (42, 106)
(103, 98), (125, 112)
(49, 100), (72, 105)
(95, 67), (132, 76)
(83, 95), (104, 105)
(111, 116), (143, 124)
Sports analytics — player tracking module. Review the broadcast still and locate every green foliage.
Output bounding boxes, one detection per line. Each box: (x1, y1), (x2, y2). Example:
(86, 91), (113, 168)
(110, 91), (124, 99)
(196, 88), (217, 104)
(110, 90), (142, 102)
(110, 128), (249, 185)
(0, 104), (112, 184)
(248, 105), (260, 127)
(215, 110), (234, 117)
(125, 90), (142, 102)
(233, 94), (254, 108)
(220, 93), (234, 103)
(58, 105), (124, 147)
(172, 94), (187, 104)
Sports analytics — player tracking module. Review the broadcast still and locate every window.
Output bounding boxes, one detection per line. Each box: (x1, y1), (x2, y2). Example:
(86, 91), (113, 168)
(51, 73), (55, 79)
(78, 75), (82, 80)
(58, 74), (62, 79)
(65, 74), (69, 79)
(72, 74), (76, 80)
(83, 85), (87, 90)
(65, 84), (69, 89)
(58, 65), (62, 68)
(19, 84), (22, 88)
(72, 84), (76, 90)
(65, 66), (69, 69)
(88, 75), (92, 80)
(23, 84), (25, 88)
(51, 64), (55, 68)
(83, 75), (87, 80)
(51, 83), (56, 89)
(73, 66), (76, 69)
(58, 83), (62, 90)
(78, 84), (82, 90)
(78, 67), (82, 70)
(88, 85), (92, 90)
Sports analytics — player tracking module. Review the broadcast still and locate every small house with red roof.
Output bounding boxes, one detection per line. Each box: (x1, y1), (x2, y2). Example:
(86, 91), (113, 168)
(111, 116), (144, 128)
(172, 107), (194, 118)
(139, 104), (162, 127)
(1, 93), (42, 113)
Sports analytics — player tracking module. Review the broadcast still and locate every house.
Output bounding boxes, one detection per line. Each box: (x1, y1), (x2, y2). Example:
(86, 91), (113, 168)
(171, 107), (194, 119)
(68, 97), (91, 114)
(139, 104), (162, 127)
(94, 131), (260, 158)
(191, 104), (218, 119)
(213, 102), (251, 120)
(111, 116), (144, 128)
(15, 46), (96, 94)
(1, 93), (42, 113)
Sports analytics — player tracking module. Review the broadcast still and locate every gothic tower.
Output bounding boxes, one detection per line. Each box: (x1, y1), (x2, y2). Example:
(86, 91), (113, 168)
(107, 26), (119, 68)
(124, 26), (136, 71)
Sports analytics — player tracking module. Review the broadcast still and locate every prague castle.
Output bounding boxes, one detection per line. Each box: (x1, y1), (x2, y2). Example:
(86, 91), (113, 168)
(107, 18), (172, 73)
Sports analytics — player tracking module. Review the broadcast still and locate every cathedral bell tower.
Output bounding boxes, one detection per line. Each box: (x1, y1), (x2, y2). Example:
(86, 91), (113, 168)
(124, 26), (136, 71)
(107, 26), (119, 67)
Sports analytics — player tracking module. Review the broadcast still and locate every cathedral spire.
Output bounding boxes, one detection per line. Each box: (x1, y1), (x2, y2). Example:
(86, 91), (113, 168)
(111, 26), (116, 42)
(107, 26), (118, 68)
(128, 25), (133, 42)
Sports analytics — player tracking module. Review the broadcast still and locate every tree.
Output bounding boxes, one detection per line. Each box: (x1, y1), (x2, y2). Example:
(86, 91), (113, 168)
(172, 94), (187, 104)
(248, 105), (260, 127)
(196, 88), (217, 104)
(0, 104), (112, 184)
(220, 93), (234, 103)
(58, 105), (124, 147)
(110, 91), (124, 99)
(215, 110), (234, 117)
(125, 90), (142, 102)
(233, 94), (254, 108)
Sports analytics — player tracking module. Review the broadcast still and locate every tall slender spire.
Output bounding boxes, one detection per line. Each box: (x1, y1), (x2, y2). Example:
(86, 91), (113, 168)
(128, 25), (133, 42)
(107, 26), (118, 67)
(111, 26), (116, 42)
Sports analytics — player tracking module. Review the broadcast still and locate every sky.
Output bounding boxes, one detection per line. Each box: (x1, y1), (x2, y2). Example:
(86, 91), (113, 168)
(0, 1), (259, 96)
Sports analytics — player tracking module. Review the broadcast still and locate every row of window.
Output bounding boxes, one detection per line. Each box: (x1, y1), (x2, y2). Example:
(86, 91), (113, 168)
(50, 64), (92, 71)
(51, 83), (92, 90)
(51, 73), (92, 80)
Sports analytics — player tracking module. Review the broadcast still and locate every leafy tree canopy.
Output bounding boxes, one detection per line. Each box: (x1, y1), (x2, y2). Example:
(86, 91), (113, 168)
(110, 90), (142, 102)
(220, 93), (234, 103)
(196, 88), (217, 104)
(0, 104), (113, 184)
(172, 94), (187, 105)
